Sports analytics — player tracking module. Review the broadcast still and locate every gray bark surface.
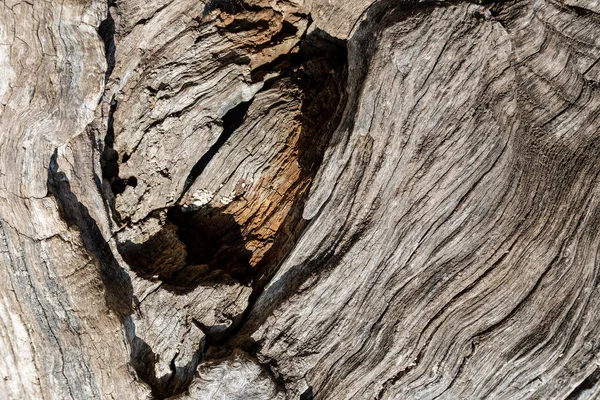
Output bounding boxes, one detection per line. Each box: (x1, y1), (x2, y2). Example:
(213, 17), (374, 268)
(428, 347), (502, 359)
(2, 0), (600, 399)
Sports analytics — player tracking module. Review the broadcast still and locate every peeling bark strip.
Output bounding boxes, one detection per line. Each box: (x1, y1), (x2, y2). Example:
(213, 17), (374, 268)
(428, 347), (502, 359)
(3, 0), (600, 398)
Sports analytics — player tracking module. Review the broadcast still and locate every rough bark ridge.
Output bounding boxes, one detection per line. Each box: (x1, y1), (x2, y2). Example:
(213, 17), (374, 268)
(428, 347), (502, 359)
(2, 0), (600, 398)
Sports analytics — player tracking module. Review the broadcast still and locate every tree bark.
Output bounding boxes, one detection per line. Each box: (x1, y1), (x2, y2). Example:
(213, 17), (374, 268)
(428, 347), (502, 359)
(2, 0), (600, 398)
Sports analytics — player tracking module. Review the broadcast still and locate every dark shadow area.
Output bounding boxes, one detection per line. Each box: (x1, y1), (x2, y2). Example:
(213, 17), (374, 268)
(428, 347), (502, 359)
(117, 217), (188, 283)
(203, 0), (239, 16)
(98, 14), (136, 205)
(116, 206), (254, 290)
(202, 0), (266, 15)
(98, 8), (116, 82)
(213, 50), (252, 65)
(566, 368), (600, 399)
(100, 98), (138, 199)
(300, 386), (315, 400)
(169, 207), (254, 284)
(99, 99), (118, 184)
(48, 149), (134, 320)
(294, 27), (348, 172)
(129, 334), (205, 399)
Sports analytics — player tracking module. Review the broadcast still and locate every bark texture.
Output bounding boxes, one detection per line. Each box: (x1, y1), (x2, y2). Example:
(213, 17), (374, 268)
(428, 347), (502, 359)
(2, 0), (600, 399)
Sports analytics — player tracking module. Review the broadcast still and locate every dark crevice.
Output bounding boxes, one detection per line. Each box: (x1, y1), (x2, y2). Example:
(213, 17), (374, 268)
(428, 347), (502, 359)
(248, 16), (316, 83)
(203, 0), (239, 16)
(219, 16), (298, 44)
(203, 0), (266, 15)
(271, 20), (299, 43)
(179, 99), (254, 201)
(98, 9), (115, 82)
(169, 207), (254, 285)
(128, 334), (205, 399)
(48, 149), (134, 320)
(191, 318), (238, 350)
(98, 5), (136, 213)
(117, 207), (254, 290)
(111, 175), (138, 195)
(566, 368), (600, 399)
(226, 18), (270, 33)
(100, 98), (137, 200)
(116, 24), (347, 293)
(300, 386), (315, 400)
(212, 50), (252, 64)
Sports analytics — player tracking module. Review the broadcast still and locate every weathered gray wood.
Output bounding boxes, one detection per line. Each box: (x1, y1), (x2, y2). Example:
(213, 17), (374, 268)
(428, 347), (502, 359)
(2, 0), (600, 398)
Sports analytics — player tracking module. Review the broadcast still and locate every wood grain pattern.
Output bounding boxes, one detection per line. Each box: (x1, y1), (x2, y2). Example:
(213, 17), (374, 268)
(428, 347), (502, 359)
(2, 0), (600, 398)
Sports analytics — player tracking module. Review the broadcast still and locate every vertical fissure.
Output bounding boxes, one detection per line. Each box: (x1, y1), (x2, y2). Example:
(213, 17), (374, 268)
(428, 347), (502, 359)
(179, 98), (255, 201)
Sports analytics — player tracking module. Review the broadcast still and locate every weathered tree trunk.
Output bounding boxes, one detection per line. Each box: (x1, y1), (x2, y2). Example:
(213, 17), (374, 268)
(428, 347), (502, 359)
(2, 0), (600, 398)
